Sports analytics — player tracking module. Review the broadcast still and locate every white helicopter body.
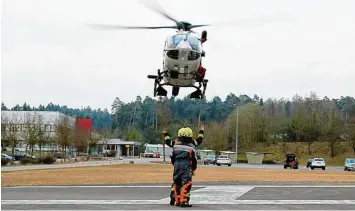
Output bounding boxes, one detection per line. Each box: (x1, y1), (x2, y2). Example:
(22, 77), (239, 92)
(162, 30), (203, 87)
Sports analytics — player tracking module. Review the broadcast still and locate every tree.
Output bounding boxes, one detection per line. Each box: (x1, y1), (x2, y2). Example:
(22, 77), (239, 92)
(54, 115), (75, 161)
(324, 109), (345, 157)
(203, 121), (228, 156)
(1, 111), (22, 164)
(22, 112), (42, 156)
(37, 120), (53, 158)
(346, 117), (355, 155)
(1, 103), (8, 111)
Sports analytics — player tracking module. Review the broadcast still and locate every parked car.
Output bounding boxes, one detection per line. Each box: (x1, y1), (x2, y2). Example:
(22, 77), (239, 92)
(283, 153), (299, 169)
(216, 155), (232, 166)
(10, 152), (36, 161)
(203, 155), (216, 165)
(311, 158), (326, 170)
(344, 158), (355, 171)
(306, 159), (313, 168)
(1, 154), (13, 161)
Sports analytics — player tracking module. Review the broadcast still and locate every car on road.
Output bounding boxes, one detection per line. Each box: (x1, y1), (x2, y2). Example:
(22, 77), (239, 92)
(311, 158), (326, 170)
(216, 155), (232, 166)
(10, 152), (36, 161)
(203, 155), (216, 165)
(344, 158), (355, 171)
(306, 159), (313, 168)
(1, 154), (13, 161)
(283, 153), (299, 169)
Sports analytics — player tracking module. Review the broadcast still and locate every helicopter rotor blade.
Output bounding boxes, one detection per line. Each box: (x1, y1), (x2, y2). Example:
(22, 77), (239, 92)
(86, 24), (177, 30)
(138, 0), (180, 24)
(189, 24), (210, 29)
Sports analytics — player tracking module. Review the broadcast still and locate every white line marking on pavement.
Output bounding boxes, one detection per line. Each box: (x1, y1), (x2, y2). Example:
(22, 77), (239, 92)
(5, 210), (354, 211)
(254, 185), (355, 188)
(2, 185), (207, 188)
(2, 200), (355, 205)
(6, 207), (355, 211)
(4, 184), (355, 188)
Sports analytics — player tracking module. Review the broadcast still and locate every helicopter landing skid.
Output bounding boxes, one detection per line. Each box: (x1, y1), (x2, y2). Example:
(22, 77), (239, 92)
(147, 69), (208, 99)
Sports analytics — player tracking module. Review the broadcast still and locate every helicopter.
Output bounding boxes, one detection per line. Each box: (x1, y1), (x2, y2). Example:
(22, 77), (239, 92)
(87, 1), (212, 99)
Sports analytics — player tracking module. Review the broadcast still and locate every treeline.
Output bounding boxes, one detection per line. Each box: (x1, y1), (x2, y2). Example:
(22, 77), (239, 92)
(2, 92), (355, 157)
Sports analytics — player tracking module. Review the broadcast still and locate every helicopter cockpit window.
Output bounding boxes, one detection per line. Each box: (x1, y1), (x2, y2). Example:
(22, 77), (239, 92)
(166, 35), (201, 51)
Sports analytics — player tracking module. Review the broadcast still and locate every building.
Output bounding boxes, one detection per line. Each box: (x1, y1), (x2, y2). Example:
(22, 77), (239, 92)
(96, 139), (141, 157)
(143, 144), (173, 157)
(1, 110), (76, 151)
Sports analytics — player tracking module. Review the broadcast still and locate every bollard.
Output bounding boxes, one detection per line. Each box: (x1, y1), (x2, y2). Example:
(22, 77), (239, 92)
(110, 159), (112, 164)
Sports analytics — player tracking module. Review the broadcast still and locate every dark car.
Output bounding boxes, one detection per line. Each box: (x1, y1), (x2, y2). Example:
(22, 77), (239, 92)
(11, 152), (36, 161)
(283, 153), (299, 169)
(203, 155), (216, 165)
(306, 159), (313, 168)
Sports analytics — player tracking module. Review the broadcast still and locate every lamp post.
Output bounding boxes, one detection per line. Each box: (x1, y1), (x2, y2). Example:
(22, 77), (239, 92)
(232, 103), (239, 164)
(236, 105), (239, 164)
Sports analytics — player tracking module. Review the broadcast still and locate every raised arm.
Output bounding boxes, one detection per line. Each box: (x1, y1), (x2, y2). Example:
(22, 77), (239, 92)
(163, 128), (174, 148)
(194, 126), (204, 146)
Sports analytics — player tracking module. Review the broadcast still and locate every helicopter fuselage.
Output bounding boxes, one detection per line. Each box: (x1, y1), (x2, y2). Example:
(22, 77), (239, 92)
(162, 31), (203, 87)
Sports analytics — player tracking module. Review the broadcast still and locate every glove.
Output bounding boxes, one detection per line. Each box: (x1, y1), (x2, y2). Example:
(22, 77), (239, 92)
(162, 128), (169, 136)
(199, 125), (204, 134)
(191, 170), (196, 176)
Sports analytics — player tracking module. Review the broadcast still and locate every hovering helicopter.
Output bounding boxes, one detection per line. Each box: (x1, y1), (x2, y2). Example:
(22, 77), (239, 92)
(87, 1), (213, 99)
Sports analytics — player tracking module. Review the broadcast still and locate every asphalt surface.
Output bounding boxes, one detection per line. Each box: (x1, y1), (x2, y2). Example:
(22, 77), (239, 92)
(0, 157), (346, 172)
(2, 182), (355, 210)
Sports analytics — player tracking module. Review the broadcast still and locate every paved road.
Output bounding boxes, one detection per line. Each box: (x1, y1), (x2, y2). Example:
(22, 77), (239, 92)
(204, 163), (345, 171)
(0, 158), (160, 172)
(2, 182), (355, 210)
(1, 157), (345, 172)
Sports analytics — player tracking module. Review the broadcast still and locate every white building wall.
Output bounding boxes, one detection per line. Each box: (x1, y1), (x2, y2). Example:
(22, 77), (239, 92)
(1, 110), (76, 151)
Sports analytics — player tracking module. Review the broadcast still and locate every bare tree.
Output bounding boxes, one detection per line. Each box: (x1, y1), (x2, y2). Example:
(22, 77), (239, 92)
(97, 126), (114, 156)
(22, 112), (42, 156)
(324, 110), (345, 157)
(346, 117), (355, 155)
(88, 131), (101, 155)
(37, 119), (53, 158)
(204, 121), (228, 157)
(54, 115), (75, 161)
(1, 112), (22, 164)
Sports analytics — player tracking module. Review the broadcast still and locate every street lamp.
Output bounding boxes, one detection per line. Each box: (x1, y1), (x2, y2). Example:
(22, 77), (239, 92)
(233, 104), (239, 164)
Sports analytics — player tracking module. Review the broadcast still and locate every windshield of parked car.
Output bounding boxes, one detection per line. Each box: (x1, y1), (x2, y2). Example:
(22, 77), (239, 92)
(348, 159), (355, 163)
(206, 155), (215, 159)
(314, 158), (324, 161)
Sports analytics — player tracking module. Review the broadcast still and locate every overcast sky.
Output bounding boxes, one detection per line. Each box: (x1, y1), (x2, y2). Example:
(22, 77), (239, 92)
(1, 0), (355, 110)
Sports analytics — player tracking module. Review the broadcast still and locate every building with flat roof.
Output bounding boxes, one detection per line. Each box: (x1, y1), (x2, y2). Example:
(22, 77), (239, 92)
(1, 110), (76, 151)
(96, 139), (141, 157)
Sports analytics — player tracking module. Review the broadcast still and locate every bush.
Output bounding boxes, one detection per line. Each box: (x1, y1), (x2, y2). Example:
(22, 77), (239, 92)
(31, 158), (43, 164)
(1, 158), (10, 166)
(42, 155), (56, 164)
(19, 158), (32, 165)
(108, 150), (117, 157)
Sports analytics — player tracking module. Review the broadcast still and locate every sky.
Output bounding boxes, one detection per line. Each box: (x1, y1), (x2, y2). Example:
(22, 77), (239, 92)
(1, 0), (355, 110)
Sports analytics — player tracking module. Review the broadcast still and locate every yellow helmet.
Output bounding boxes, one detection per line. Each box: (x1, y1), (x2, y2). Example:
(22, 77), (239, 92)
(185, 127), (193, 138)
(178, 128), (186, 137)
